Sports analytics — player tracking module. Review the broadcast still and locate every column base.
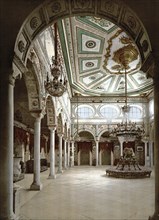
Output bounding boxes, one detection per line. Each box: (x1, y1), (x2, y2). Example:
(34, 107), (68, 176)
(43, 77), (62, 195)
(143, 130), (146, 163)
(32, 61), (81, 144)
(57, 169), (63, 174)
(30, 182), (43, 191)
(0, 213), (17, 220)
(149, 213), (159, 220)
(48, 174), (56, 179)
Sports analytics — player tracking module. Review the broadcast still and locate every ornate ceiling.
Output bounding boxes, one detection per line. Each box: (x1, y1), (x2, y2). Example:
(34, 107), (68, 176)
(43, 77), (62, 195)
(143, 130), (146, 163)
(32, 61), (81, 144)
(40, 16), (153, 97)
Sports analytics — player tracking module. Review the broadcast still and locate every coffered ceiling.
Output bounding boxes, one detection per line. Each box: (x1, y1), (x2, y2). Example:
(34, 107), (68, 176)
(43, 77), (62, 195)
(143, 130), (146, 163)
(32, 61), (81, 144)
(39, 16), (153, 97)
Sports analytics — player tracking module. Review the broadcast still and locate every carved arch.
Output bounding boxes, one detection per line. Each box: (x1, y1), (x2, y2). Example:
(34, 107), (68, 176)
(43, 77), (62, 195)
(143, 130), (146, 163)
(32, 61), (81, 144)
(74, 128), (95, 141)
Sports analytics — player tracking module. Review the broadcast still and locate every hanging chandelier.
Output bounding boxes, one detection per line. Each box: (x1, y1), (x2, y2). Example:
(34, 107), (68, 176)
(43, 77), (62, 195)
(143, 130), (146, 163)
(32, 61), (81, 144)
(45, 22), (67, 97)
(111, 45), (145, 141)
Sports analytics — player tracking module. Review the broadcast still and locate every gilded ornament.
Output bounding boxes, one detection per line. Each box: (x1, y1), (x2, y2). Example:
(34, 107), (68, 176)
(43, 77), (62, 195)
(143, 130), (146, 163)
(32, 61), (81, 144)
(113, 44), (138, 69)
(103, 29), (123, 68)
(119, 36), (132, 45)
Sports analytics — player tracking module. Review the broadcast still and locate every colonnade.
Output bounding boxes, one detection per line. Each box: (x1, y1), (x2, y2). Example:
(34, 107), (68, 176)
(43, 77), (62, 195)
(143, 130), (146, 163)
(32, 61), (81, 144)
(0, 74), (157, 220)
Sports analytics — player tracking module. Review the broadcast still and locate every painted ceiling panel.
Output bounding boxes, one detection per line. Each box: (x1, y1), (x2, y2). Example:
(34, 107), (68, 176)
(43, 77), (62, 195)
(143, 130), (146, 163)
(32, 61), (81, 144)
(79, 57), (101, 73)
(76, 16), (116, 33)
(81, 72), (105, 86)
(93, 77), (113, 92)
(77, 28), (105, 54)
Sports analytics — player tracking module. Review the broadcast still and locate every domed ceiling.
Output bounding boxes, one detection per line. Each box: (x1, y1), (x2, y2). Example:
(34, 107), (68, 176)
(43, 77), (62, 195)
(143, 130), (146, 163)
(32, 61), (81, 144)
(40, 16), (153, 97)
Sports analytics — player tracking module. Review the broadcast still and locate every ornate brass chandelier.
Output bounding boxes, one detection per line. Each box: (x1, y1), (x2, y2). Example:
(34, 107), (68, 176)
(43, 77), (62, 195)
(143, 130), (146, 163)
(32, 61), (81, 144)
(112, 44), (145, 141)
(45, 22), (67, 97)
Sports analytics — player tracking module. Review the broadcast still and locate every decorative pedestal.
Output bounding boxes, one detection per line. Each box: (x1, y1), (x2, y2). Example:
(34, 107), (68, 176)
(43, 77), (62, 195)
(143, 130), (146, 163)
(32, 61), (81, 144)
(106, 149), (152, 179)
(13, 185), (21, 219)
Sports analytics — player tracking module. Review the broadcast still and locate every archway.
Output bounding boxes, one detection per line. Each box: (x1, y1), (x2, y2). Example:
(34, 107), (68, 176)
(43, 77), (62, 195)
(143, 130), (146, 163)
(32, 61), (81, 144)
(0, 1), (156, 220)
(75, 131), (94, 166)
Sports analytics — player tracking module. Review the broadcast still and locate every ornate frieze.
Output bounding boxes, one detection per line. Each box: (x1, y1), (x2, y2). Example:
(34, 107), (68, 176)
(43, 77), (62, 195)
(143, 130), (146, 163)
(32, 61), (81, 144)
(71, 95), (148, 103)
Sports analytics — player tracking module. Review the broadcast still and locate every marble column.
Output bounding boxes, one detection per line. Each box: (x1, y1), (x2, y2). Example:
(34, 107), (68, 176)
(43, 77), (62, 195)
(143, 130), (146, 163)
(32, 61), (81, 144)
(48, 127), (56, 179)
(144, 141), (148, 166)
(118, 137), (124, 157)
(99, 150), (102, 165)
(25, 132), (30, 162)
(0, 74), (16, 220)
(67, 140), (70, 167)
(71, 141), (75, 166)
(111, 150), (114, 166)
(64, 139), (67, 169)
(149, 76), (159, 220)
(90, 151), (92, 166)
(78, 151), (80, 166)
(30, 115), (43, 191)
(57, 134), (63, 173)
(21, 143), (25, 162)
(95, 140), (99, 166)
(149, 141), (154, 168)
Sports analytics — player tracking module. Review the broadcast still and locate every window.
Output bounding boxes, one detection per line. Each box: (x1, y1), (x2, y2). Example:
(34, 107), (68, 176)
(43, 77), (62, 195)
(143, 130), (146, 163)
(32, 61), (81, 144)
(76, 105), (94, 118)
(149, 99), (154, 116)
(128, 106), (142, 119)
(100, 105), (119, 118)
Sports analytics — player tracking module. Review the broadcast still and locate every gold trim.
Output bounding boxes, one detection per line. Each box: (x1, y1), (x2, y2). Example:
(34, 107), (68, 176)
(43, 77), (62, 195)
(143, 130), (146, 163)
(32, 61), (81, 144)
(113, 44), (138, 69)
(103, 29), (123, 69)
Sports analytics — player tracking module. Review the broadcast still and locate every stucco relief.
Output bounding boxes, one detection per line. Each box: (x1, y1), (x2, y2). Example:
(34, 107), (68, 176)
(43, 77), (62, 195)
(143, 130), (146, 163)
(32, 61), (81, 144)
(71, 0), (95, 12)
(120, 8), (140, 37)
(25, 9), (46, 39)
(98, 0), (121, 19)
(45, 0), (69, 22)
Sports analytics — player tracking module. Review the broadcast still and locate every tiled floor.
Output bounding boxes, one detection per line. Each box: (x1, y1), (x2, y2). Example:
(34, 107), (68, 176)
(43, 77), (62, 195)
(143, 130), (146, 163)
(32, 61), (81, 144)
(17, 166), (155, 220)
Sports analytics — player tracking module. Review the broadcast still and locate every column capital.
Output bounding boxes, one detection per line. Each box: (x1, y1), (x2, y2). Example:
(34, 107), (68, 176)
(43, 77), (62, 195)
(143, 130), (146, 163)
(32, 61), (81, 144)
(58, 133), (63, 138)
(48, 125), (56, 131)
(9, 74), (16, 86)
(95, 137), (99, 142)
(118, 136), (125, 143)
(30, 112), (44, 119)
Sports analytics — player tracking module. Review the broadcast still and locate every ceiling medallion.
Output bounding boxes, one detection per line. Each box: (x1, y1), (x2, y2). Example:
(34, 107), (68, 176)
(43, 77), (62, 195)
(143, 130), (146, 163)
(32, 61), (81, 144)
(113, 44), (138, 69)
(85, 62), (94, 67)
(85, 40), (96, 48)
